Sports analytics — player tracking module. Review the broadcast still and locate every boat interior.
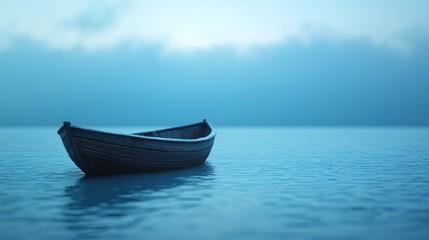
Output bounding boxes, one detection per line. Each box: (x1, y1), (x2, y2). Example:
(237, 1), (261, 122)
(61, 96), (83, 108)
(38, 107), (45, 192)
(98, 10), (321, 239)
(135, 122), (212, 139)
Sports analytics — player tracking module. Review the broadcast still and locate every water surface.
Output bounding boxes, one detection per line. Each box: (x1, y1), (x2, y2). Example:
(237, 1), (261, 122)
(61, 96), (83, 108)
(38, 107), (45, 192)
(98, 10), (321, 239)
(0, 127), (428, 239)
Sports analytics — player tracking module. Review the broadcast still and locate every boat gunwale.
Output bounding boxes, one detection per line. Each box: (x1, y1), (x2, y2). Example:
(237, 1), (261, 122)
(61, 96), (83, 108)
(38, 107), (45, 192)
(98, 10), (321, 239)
(58, 120), (216, 143)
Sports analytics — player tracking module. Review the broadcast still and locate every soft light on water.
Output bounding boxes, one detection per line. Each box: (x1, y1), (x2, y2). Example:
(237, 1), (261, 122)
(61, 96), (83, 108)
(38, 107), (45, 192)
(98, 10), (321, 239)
(0, 127), (428, 240)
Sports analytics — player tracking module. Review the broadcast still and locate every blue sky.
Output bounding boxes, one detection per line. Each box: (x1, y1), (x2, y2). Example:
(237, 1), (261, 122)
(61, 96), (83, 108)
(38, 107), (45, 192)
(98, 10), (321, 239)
(1, 1), (428, 126)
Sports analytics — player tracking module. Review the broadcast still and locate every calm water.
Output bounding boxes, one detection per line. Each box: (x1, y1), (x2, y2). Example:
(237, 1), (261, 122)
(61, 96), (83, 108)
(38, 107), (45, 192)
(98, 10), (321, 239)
(0, 127), (428, 240)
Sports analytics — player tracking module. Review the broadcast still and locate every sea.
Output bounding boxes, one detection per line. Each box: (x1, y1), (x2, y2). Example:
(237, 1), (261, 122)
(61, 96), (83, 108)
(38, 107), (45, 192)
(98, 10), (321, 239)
(0, 127), (428, 240)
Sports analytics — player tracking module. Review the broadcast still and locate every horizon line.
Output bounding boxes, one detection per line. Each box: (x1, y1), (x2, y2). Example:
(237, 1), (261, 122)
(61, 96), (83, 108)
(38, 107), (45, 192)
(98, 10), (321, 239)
(1, 124), (428, 128)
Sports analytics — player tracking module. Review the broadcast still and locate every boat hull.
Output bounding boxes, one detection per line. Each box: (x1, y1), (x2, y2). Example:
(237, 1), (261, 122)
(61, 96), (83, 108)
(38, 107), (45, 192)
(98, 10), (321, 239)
(58, 121), (215, 176)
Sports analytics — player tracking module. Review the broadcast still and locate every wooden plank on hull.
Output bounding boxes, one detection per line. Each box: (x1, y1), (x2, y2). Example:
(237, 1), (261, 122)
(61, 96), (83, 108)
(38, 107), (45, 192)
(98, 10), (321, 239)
(74, 137), (211, 162)
(70, 128), (214, 152)
(80, 148), (206, 172)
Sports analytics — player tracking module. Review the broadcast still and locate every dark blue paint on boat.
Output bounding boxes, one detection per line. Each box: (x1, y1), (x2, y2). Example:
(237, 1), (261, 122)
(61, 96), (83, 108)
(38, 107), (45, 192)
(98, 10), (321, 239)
(57, 120), (216, 176)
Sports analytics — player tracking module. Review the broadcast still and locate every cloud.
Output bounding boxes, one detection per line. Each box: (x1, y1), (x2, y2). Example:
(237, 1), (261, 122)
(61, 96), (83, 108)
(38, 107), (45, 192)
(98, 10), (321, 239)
(1, 0), (428, 53)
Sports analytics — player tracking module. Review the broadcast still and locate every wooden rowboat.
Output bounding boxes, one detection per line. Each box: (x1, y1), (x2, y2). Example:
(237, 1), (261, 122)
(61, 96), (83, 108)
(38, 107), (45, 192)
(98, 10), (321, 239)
(57, 120), (216, 176)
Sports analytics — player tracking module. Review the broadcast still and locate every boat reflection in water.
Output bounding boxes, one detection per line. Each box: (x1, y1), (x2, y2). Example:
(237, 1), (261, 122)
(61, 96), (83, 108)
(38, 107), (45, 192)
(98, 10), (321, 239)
(63, 164), (214, 239)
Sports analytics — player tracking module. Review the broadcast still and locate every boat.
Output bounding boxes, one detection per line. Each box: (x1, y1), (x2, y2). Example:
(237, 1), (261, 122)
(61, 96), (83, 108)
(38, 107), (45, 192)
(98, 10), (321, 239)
(57, 120), (216, 176)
